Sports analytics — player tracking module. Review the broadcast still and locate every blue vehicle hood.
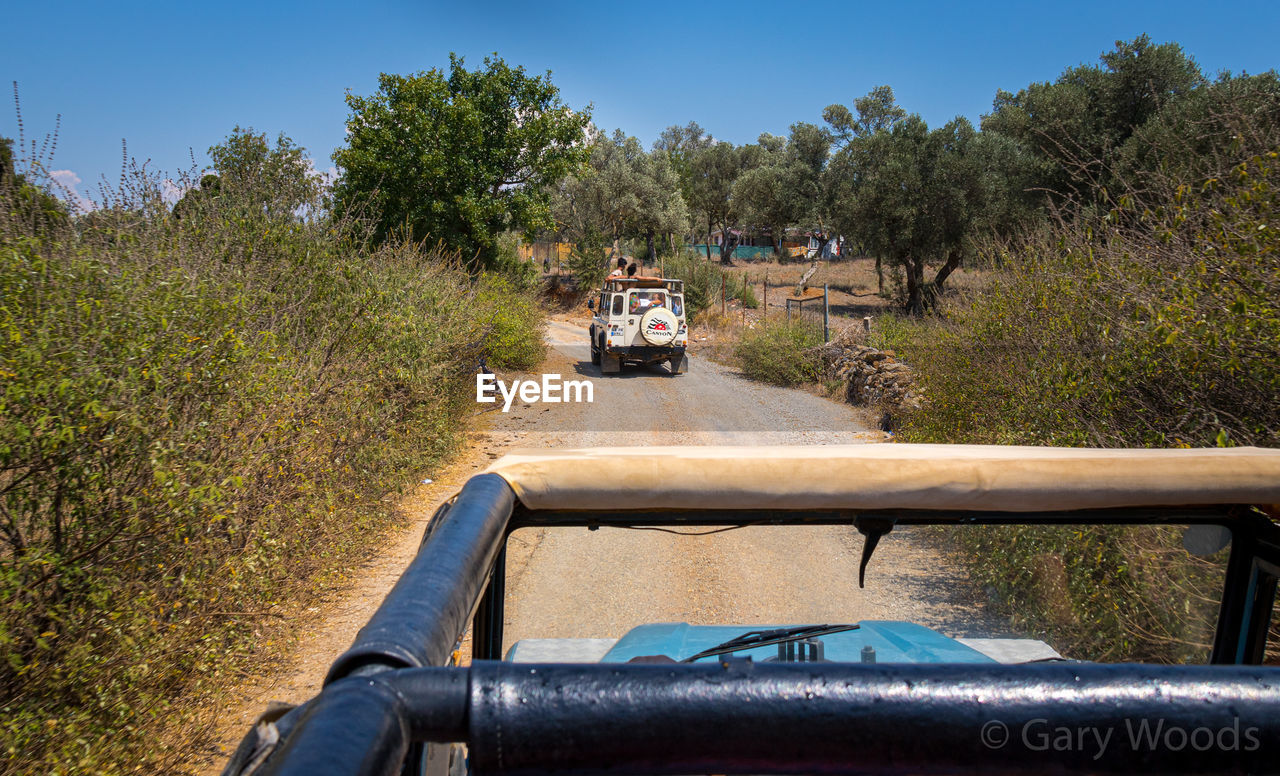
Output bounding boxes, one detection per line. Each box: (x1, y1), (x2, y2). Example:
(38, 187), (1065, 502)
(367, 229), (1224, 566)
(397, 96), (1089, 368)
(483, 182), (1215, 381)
(601, 621), (995, 664)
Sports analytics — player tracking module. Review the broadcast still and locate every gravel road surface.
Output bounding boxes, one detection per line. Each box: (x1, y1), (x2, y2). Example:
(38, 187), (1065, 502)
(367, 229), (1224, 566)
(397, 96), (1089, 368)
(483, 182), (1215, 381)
(497, 318), (1007, 651)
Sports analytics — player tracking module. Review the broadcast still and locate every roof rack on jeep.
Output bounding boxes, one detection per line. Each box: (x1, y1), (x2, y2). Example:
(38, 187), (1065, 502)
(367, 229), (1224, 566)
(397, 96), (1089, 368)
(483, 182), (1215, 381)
(603, 277), (683, 292)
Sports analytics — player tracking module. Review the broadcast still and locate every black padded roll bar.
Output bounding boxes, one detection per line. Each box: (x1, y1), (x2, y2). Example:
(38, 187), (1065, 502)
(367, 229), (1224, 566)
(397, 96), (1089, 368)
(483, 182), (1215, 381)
(263, 661), (1280, 776)
(325, 474), (515, 682)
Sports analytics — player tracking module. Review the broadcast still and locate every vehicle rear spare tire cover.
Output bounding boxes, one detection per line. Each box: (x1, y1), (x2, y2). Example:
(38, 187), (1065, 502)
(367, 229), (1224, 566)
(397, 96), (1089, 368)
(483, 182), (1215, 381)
(639, 307), (678, 345)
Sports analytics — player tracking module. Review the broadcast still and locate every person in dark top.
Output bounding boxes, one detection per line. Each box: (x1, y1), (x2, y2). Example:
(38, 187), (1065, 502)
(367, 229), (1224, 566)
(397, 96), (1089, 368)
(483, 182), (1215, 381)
(626, 263), (638, 277)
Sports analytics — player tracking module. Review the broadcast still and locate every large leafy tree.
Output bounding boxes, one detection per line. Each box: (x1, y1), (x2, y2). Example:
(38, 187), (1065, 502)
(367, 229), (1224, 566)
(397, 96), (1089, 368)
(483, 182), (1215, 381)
(730, 123), (832, 257)
(689, 141), (749, 263)
(551, 129), (687, 265)
(653, 121), (713, 249)
(1112, 70), (1280, 198)
(827, 85), (1003, 314)
(175, 127), (320, 223)
(982, 35), (1204, 203)
(824, 86), (909, 289)
(332, 54), (591, 266)
(210, 127), (321, 219)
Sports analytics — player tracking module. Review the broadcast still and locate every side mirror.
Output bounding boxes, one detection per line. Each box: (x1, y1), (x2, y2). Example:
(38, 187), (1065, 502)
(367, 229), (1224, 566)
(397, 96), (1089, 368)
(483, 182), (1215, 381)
(587, 300), (595, 311)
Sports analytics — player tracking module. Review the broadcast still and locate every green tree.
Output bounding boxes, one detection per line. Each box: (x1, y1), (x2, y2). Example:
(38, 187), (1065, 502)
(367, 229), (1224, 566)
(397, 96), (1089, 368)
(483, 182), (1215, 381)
(689, 141), (751, 264)
(730, 123), (831, 257)
(828, 103), (985, 314)
(823, 85), (906, 147)
(1112, 70), (1280, 198)
(982, 35), (1205, 203)
(332, 54), (591, 267)
(653, 121), (713, 250)
(1, 137), (69, 232)
(824, 87), (909, 290)
(206, 127), (321, 221)
(551, 129), (687, 267)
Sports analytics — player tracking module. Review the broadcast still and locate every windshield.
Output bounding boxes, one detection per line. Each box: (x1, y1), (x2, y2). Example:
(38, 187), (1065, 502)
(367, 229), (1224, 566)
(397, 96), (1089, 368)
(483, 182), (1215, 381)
(500, 522), (1231, 665)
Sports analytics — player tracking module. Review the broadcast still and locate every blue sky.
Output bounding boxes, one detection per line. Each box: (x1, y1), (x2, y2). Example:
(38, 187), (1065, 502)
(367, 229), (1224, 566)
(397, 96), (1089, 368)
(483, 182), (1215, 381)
(4, 0), (1278, 209)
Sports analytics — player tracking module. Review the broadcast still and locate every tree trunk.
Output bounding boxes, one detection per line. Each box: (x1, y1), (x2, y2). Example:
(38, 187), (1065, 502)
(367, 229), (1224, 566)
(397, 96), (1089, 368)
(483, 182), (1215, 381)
(933, 248), (963, 292)
(904, 257), (926, 316)
(706, 217), (713, 260)
(796, 260), (820, 296)
(875, 255), (884, 295)
(646, 230), (656, 265)
(720, 225), (736, 265)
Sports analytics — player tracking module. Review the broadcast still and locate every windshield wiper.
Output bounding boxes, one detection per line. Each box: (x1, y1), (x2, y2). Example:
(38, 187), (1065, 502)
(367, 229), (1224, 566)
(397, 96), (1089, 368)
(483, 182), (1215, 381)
(680, 624), (860, 663)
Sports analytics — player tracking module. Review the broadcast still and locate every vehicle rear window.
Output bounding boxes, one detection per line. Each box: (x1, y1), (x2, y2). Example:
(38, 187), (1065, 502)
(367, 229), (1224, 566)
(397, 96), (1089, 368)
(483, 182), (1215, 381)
(628, 290), (667, 314)
(611, 294), (623, 316)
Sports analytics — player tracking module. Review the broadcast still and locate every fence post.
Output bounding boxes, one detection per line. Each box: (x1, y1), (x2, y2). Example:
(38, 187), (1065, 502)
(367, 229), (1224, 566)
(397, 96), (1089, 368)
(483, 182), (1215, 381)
(722, 274), (726, 315)
(823, 283), (830, 343)
(763, 273), (768, 319)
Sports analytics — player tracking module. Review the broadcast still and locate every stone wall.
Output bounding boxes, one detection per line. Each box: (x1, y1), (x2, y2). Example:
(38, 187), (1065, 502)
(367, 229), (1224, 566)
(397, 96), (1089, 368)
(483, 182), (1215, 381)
(819, 335), (921, 411)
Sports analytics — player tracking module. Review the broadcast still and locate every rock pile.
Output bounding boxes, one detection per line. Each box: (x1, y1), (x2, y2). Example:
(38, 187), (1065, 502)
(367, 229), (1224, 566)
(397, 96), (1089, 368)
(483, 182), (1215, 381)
(819, 338), (921, 411)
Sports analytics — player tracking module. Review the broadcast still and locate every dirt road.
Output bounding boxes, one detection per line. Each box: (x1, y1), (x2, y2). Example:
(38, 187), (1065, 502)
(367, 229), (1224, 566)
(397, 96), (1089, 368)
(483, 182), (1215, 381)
(502, 319), (1004, 648)
(201, 315), (1003, 770)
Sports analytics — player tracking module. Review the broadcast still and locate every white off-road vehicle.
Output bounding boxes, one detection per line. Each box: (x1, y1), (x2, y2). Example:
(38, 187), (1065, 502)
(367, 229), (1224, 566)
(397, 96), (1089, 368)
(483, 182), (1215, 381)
(588, 276), (688, 375)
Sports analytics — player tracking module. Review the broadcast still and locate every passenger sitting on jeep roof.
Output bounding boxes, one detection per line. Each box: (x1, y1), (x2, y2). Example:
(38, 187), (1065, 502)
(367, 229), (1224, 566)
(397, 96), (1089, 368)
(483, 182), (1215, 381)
(608, 257), (627, 277)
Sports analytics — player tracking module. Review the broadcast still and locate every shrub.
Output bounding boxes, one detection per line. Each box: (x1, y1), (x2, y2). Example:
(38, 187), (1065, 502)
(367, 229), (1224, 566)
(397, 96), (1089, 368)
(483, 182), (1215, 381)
(0, 151), (545, 773)
(663, 250), (756, 320)
(475, 272), (546, 370)
(883, 151), (1280, 449)
(734, 319), (823, 386)
(564, 225), (609, 289)
(875, 151), (1279, 663)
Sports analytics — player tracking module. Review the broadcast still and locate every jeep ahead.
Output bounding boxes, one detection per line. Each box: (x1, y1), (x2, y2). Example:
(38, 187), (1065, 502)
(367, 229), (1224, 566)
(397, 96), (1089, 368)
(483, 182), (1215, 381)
(588, 276), (688, 375)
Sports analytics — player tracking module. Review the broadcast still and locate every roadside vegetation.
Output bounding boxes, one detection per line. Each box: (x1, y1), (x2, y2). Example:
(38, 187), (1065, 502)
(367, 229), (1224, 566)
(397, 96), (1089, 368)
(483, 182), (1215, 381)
(733, 320), (823, 387)
(1, 52), (566, 774)
(865, 46), (1279, 662)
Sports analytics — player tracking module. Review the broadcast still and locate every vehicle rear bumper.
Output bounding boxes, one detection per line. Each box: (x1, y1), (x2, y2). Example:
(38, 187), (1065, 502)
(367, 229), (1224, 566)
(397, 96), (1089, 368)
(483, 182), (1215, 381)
(605, 345), (686, 361)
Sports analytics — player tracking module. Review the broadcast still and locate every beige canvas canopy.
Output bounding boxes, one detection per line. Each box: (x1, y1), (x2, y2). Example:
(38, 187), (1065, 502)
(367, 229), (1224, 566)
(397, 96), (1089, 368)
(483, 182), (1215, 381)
(485, 444), (1280, 513)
